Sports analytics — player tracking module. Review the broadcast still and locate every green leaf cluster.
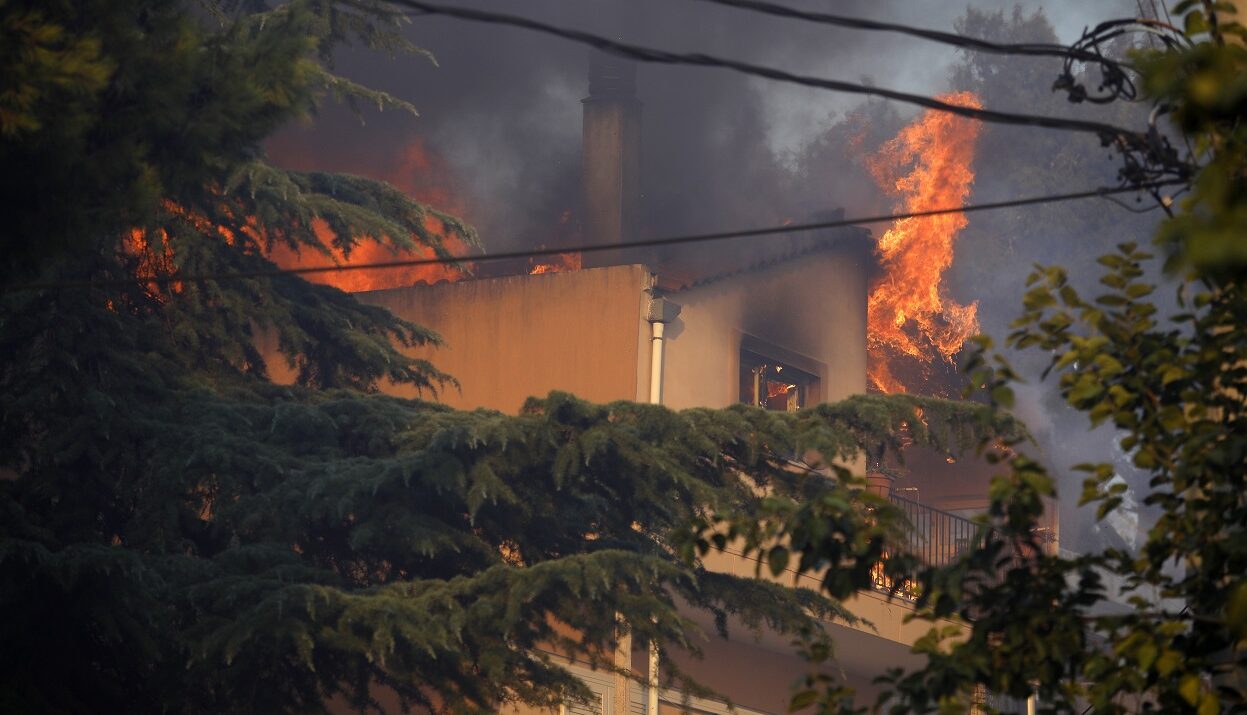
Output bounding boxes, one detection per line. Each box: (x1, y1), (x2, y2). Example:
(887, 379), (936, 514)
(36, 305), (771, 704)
(1139, 1), (1247, 280)
(695, 5), (1247, 712)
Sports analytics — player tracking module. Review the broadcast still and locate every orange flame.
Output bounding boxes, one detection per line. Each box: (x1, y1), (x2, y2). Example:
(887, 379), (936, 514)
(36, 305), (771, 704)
(268, 138), (473, 292)
(268, 217), (469, 293)
(529, 251), (582, 275)
(528, 210), (583, 275)
(866, 91), (982, 394)
(121, 200), (229, 298)
(122, 227), (180, 299)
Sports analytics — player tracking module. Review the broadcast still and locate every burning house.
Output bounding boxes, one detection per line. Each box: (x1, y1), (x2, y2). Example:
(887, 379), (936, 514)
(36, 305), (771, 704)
(261, 52), (1052, 715)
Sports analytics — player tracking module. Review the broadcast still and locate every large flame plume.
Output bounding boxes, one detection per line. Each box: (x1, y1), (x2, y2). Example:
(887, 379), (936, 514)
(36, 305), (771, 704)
(866, 91), (982, 394)
(268, 139), (472, 293)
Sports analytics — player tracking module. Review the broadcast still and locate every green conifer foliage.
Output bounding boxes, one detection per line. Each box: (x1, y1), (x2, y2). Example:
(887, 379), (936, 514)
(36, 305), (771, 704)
(0, 1), (1016, 713)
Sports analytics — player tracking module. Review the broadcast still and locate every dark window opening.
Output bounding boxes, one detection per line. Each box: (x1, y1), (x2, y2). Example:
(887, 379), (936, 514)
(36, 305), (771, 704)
(739, 349), (815, 412)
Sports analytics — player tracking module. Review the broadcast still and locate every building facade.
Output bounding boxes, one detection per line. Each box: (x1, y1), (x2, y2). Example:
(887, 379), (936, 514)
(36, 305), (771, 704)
(286, 44), (1050, 715)
(284, 237), (981, 714)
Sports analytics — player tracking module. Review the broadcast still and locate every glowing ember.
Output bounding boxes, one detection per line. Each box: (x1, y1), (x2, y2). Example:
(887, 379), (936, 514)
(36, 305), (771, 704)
(866, 91), (982, 394)
(120, 201), (229, 298)
(529, 209), (583, 275)
(122, 227), (179, 299)
(767, 381), (798, 399)
(529, 251), (582, 275)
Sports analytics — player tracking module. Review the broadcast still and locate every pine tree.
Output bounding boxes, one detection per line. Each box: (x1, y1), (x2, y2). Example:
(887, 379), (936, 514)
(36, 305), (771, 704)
(0, 2), (1011, 713)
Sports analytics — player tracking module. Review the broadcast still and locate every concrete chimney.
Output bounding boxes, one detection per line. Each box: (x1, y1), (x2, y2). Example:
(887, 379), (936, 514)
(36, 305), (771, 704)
(582, 52), (641, 267)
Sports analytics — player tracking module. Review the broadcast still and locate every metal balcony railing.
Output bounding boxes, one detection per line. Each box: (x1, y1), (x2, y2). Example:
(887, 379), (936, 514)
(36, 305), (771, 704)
(871, 492), (1057, 599)
(871, 494), (984, 599)
(887, 494), (984, 568)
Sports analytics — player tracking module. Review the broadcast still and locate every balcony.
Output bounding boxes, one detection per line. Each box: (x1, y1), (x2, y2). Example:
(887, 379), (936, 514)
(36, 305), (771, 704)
(888, 494), (984, 569)
(875, 492), (1056, 603)
(870, 494), (981, 599)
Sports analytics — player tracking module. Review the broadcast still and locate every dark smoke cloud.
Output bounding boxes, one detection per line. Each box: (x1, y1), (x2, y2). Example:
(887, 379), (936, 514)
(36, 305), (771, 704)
(270, 1), (1135, 255)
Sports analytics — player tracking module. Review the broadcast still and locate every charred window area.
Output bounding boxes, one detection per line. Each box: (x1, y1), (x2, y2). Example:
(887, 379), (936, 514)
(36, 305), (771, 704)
(739, 349), (814, 412)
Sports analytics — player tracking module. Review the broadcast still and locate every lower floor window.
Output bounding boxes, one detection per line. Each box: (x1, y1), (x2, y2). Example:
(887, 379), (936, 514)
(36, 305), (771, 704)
(739, 349), (814, 412)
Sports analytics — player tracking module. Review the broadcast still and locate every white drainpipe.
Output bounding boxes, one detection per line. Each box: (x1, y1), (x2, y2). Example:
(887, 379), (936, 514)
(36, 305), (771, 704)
(644, 294), (680, 715)
(645, 296), (680, 406)
(648, 321), (666, 404)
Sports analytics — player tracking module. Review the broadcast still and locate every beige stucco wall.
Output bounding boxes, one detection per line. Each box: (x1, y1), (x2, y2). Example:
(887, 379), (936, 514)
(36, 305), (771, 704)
(697, 541), (959, 656)
(662, 635), (863, 715)
(353, 264), (653, 412)
(262, 251), (866, 414)
(658, 588), (922, 714)
(659, 247), (869, 412)
(277, 253), (908, 715)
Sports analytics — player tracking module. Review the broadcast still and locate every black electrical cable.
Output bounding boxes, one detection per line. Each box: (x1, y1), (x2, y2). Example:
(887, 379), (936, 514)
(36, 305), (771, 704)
(687, 0), (1120, 66)
(4, 181), (1182, 293)
(365, 0), (1142, 143)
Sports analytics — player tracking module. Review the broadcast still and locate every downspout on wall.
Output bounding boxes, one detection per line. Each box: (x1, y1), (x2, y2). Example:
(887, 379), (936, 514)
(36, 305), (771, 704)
(645, 294), (680, 715)
(647, 296), (680, 405)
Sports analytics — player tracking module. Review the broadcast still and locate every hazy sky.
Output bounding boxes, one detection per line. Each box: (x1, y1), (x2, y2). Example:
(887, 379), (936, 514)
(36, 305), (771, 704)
(748, 0), (1140, 153)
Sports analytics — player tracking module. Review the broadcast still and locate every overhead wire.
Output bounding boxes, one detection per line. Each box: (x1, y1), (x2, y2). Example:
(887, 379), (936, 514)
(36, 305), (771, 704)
(686, 0), (1122, 66)
(1143, 0), (1200, 164)
(1137, 0), (1162, 47)
(5, 181), (1183, 293)
(1156, 0), (1176, 27)
(1099, 191), (1172, 214)
(366, 0), (1142, 143)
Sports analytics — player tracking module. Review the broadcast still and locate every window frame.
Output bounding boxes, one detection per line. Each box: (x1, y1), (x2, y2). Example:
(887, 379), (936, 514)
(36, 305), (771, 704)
(737, 336), (823, 412)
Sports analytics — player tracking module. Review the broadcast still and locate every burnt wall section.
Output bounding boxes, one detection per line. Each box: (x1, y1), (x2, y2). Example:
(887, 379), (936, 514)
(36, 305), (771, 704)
(659, 241), (871, 411)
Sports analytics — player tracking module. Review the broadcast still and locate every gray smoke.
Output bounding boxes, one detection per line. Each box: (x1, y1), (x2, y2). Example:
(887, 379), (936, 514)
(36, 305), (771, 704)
(271, 1), (1136, 246)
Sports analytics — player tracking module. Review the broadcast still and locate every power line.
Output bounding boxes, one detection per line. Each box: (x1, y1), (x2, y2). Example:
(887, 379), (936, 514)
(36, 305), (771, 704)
(369, 0), (1140, 143)
(6, 182), (1181, 293)
(1137, 0), (1161, 47)
(1156, 0), (1176, 27)
(688, 0), (1119, 66)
